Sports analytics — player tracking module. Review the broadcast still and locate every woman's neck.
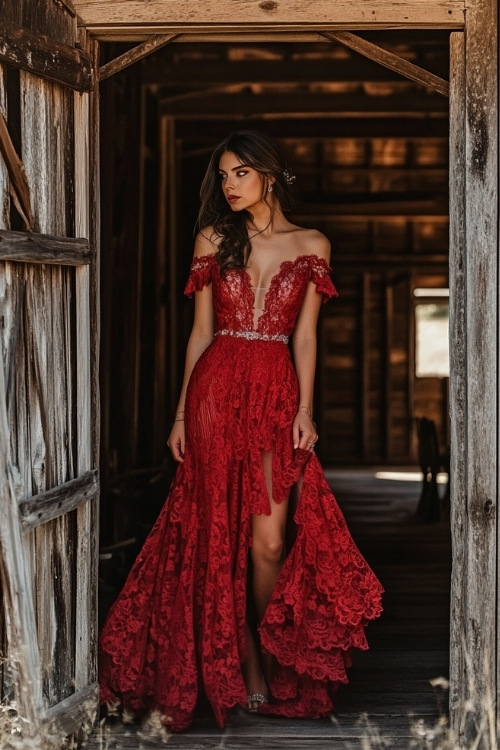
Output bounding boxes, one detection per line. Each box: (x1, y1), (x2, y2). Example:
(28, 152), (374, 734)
(247, 203), (287, 237)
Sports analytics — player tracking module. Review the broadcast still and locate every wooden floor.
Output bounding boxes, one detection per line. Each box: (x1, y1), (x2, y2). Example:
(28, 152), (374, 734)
(87, 468), (451, 749)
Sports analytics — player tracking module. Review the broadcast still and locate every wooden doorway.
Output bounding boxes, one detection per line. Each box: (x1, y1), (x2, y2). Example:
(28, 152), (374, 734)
(98, 29), (452, 742)
(81, 0), (497, 745)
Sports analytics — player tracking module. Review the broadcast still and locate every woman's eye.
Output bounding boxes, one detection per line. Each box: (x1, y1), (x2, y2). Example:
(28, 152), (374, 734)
(236, 171), (248, 177)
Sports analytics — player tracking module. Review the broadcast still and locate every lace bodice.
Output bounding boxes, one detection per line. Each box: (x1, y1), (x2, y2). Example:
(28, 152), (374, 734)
(184, 253), (338, 337)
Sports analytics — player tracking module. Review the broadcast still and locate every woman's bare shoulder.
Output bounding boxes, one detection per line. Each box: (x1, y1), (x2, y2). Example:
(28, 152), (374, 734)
(194, 226), (222, 258)
(294, 226), (331, 262)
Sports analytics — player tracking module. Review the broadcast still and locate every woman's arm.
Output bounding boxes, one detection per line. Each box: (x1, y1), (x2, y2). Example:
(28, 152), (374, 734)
(168, 234), (216, 461)
(291, 233), (331, 451)
(292, 285), (322, 450)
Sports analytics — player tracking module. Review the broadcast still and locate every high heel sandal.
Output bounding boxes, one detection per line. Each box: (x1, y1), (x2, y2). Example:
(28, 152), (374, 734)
(247, 692), (269, 712)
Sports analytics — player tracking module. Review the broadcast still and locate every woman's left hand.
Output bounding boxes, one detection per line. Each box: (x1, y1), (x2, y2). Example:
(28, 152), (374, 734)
(293, 411), (318, 451)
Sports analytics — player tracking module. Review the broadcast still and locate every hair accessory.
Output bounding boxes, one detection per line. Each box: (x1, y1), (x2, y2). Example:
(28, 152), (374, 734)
(283, 169), (296, 186)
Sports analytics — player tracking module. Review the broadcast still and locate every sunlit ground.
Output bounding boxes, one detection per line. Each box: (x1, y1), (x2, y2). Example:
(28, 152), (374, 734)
(375, 470), (448, 484)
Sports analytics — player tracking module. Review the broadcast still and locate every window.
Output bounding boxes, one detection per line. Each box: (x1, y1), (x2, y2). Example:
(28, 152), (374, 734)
(414, 289), (449, 378)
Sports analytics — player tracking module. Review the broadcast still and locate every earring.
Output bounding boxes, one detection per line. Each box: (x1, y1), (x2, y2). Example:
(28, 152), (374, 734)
(268, 184), (273, 192)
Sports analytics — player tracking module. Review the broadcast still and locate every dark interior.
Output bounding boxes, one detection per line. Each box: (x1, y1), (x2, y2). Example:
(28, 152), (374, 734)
(97, 32), (451, 558)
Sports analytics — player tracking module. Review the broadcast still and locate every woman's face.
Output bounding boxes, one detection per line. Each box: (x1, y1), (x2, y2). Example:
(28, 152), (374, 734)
(218, 151), (272, 212)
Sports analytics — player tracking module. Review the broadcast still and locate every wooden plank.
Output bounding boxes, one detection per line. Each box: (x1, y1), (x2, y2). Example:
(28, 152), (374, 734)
(95, 30), (449, 43)
(0, 351), (43, 723)
(99, 33), (179, 80)
(0, 228), (90, 264)
(44, 681), (99, 736)
(80, 34), (101, 724)
(0, 109), (35, 230)
(159, 91), (448, 117)
(73, 49), (96, 701)
(0, 66), (11, 230)
(72, 1), (465, 36)
(456, 0), (498, 743)
(0, 20), (93, 92)
(322, 32), (449, 97)
(448, 32), (466, 735)
(19, 470), (98, 532)
(20, 71), (71, 235)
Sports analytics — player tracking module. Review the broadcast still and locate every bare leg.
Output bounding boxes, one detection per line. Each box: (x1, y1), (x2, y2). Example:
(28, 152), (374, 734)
(248, 451), (290, 693)
(251, 451), (289, 621)
(242, 622), (269, 711)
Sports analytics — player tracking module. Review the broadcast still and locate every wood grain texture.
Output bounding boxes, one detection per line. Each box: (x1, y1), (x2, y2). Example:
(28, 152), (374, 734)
(457, 0), (498, 744)
(0, 19), (93, 91)
(19, 470), (98, 532)
(0, 228), (90, 264)
(73, 67), (96, 701)
(448, 31), (466, 733)
(73, 0), (465, 36)
(99, 33), (178, 80)
(20, 71), (73, 235)
(44, 681), (99, 736)
(0, 65), (10, 229)
(0, 336), (43, 722)
(0, 109), (35, 230)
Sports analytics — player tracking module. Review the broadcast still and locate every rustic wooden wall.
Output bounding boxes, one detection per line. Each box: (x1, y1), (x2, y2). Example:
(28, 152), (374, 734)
(0, 0), (100, 737)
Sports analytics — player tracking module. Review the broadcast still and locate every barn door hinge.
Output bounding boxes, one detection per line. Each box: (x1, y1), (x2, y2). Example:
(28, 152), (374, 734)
(52, 0), (77, 18)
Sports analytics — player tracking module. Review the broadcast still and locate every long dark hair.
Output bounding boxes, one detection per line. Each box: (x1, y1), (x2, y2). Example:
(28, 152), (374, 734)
(196, 130), (295, 275)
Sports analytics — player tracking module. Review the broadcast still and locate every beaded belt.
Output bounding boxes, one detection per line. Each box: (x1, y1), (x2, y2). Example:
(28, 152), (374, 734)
(215, 329), (289, 344)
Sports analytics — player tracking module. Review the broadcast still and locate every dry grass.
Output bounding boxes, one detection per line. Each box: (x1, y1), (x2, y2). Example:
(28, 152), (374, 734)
(0, 674), (497, 749)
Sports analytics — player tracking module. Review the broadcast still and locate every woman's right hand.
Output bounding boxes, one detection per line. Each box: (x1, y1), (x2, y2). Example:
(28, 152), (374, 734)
(167, 420), (185, 462)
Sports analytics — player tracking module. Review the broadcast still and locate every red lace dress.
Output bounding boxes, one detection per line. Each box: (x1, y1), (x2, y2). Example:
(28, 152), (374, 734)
(99, 253), (383, 731)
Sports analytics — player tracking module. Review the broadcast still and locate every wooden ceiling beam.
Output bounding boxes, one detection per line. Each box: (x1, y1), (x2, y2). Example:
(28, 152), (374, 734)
(160, 92), (448, 117)
(99, 33), (179, 80)
(73, 1), (465, 39)
(175, 117), (449, 139)
(142, 57), (447, 87)
(0, 20), (93, 91)
(323, 31), (449, 96)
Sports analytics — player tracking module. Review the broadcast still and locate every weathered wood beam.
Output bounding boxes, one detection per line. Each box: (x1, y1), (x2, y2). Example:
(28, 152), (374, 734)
(55, 0), (77, 18)
(72, 1), (465, 38)
(142, 57), (447, 87)
(0, 20), (93, 92)
(99, 33), (179, 81)
(176, 117), (450, 139)
(322, 31), (449, 97)
(0, 111), (35, 231)
(0, 364), (43, 719)
(20, 470), (98, 532)
(448, 31), (466, 736)
(0, 229), (91, 265)
(44, 682), (99, 737)
(160, 92), (448, 117)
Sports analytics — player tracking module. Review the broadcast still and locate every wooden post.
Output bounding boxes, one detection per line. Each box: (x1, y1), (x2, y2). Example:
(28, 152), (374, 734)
(449, 0), (498, 741)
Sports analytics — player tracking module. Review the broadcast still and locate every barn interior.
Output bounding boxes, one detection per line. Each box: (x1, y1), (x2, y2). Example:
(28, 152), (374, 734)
(98, 31), (451, 546)
(95, 30), (452, 740)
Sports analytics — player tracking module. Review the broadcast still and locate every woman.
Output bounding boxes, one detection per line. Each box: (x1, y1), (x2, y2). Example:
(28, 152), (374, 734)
(99, 130), (383, 732)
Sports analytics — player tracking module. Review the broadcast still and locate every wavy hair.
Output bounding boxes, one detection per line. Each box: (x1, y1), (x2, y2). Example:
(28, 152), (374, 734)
(196, 130), (295, 275)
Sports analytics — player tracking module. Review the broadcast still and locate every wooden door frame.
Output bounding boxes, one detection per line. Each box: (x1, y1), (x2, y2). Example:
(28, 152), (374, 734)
(83, 1), (497, 744)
